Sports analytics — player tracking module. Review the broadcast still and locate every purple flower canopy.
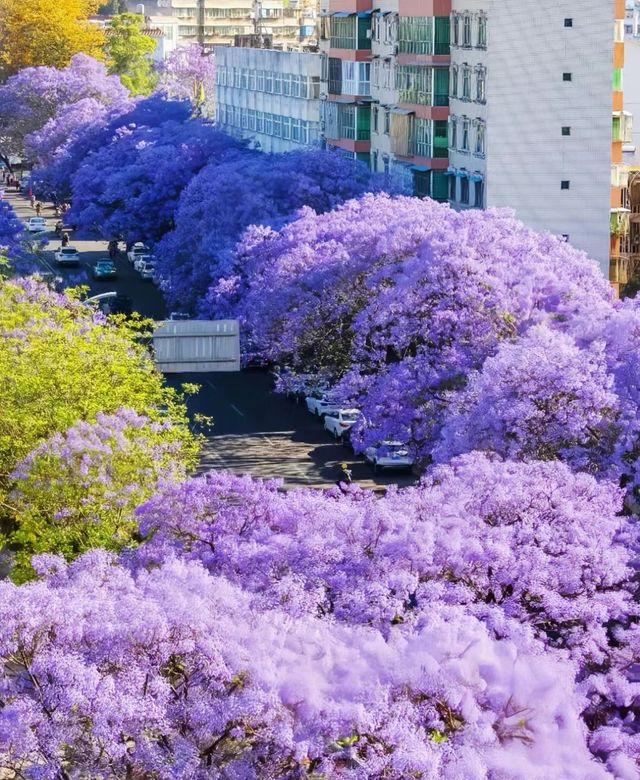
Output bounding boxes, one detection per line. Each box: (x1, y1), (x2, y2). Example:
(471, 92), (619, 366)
(0, 456), (632, 777)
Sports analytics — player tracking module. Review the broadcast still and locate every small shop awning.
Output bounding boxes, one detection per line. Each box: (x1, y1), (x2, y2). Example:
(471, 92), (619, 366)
(332, 96), (357, 103)
(456, 168), (468, 177)
(469, 172), (484, 182)
(411, 164), (430, 172)
(357, 10), (372, 16)
(445, 165), (457, 176)
(390, 106), (413, 114)
(332, 11), (350, 17)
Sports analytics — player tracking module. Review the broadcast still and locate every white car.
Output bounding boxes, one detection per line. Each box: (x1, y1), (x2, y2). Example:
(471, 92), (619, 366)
(139, 261), (156, 280)
(324, 409), (361, 438)
(133, 254), (154, 272)
(26, 216), (46, 232)
(127, 243), (150, 263)
(54, 246), (80, 266)
(364, 441), (414, 473)
(305, 392), (340, 417)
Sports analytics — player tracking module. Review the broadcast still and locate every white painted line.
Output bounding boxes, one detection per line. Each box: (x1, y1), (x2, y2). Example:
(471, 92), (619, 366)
(230, 403), (245, 417)
(206, 380), (217, 391)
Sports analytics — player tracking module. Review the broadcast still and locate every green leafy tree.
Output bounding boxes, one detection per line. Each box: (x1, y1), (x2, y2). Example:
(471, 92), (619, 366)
(0, 278), (198, 535)
(8, 409), (191, 582)
(103, 13), (157, 95)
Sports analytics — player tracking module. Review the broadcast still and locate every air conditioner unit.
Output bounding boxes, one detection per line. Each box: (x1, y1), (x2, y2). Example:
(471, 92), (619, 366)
(366, 29), (372, 39)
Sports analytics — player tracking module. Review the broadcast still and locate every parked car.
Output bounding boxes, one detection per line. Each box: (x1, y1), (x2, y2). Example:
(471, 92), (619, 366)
(139, 261), (156, 280)
(305, 391), (340, 417)
(127, 243), (150, 264)
(324, 409), (361, 439)
(133, 254), (155, 272)
(364, 441), (414, 473)
(102, 294), (133, 316)
(54, 246), (80, 266)
(92, 260), (117, 280)
(26, 216), (46, 233)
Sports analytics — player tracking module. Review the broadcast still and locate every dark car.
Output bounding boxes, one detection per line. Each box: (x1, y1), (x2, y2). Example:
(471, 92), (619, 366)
(103, 294), (133, 316)
(92, 260), (117, 280)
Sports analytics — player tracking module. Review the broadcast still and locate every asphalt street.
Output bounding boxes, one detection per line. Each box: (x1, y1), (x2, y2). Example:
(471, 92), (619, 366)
(8, 188), (416, 491)
(5, 190), (166, 319)
(166, 371), (417, 490)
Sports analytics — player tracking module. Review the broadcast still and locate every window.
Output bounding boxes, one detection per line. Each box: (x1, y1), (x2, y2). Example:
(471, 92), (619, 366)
(328, 57), (342, 94)
(272, 115), (282, 137)
(450, 65), (458, 97)
(563, 72), (572, 81)
(396, 64), (432, 105)
(462, 13), (471, 47)
(474, 179), (484, 208)
(449, 116), (457, 149)
(462, 65), (471, 100)
(398, 16), (433, 55)
(264, 113), (273, 135)
(372, 105), (378, 133)
(451, 13), (460, 46)
(274, 72), (282, 94)
(561, 126), (571, 136)
(449, 174), (457, 201)
(282, 74), (291, 96)
(282, 116), (292, 140)
(265, 71), (273, 92)
(256, 112), (264, 133)
(330, 16), (356, 49)
(383, 109), (390, 134)
(476, 66), (486, 102)
(240, 68), (248, 89)
(247, 108), (256, 131)
(257, 70), (265, 91)
(433, 119), (448, 157)
(343, 61), (370, 95)
(461, 117), (470, 151)
(460, 176), (469, 204)
(477, 13), (487, 47)
(474, 119), (485, 155)
(561, 180), (570, 190)
(371, 149), (378, 172)
(564, 17), (572, 27)
(409, 117), (432, 157)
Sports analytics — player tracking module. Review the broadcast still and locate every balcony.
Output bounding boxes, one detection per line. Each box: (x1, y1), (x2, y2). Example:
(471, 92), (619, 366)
(613, 111), (633, 144)
(612, 164), (630, 188)
(610, 254), (629, 285)
(611, 207), (631, 236)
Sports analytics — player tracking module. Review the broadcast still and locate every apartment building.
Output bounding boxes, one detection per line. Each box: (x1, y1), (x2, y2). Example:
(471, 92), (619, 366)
(318, 0), (450, 197)
(369, 1), (451, 199)
(318, 1), (374, 166)
(214, 45), (322, 152)
(131, 0), (316, 50)
(447, 1), (627, 281)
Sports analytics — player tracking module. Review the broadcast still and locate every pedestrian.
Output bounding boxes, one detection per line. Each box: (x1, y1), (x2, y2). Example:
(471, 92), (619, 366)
(61, 232), (69, 247)
(30, 194), (35, 208)
(35, 201), (42, 216)
(336, 462), (353, 488)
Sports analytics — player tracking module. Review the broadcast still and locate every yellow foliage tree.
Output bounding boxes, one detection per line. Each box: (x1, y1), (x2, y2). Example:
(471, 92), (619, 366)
(0, 0), (104, 78)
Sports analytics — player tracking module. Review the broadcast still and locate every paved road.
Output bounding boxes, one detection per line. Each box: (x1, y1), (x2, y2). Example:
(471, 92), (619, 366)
(5, 190), (166, 319)
(166, 371), (417, 490)
(9, 188), (415, 491)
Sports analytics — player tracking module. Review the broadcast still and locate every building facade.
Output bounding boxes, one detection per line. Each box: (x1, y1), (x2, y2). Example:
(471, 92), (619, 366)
(214, 45), (322, 152)
(130, 0), (316, 51)
(318, 0), (450, 197)
(446, 0), (626, 281)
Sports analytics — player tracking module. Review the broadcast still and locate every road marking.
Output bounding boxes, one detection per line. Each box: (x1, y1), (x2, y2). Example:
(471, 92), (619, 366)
(230, 403), (245, 417)
(206, 380), (217, 391)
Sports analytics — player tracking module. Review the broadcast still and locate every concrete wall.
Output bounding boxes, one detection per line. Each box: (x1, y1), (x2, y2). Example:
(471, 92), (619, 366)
(450, 0), (613, 273)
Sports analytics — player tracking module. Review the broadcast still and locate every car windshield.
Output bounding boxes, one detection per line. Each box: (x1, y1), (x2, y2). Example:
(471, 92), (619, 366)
(31, 218), (44, 223)
(378, 442), (408, 455)
(61, 248), (77, 254)
(342, 412), (360, 421)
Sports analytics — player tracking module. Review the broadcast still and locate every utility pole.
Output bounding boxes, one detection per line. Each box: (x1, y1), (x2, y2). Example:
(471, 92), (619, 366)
(197, 0), (205, 47)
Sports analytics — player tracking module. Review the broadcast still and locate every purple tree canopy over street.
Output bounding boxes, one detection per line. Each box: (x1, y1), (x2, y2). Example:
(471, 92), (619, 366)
(0, 55), (130, 168)
(155, 151), (400, 314)
(66, 104), (246, 242)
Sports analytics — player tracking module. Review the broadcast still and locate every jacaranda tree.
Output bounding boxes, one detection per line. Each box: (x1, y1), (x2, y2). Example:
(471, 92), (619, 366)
(67, 101), (245, 242)
(155, 150), (400, 314)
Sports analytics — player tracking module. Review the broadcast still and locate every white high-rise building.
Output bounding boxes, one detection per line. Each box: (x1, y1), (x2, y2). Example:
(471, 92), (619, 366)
(448, 1), (623, 277)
